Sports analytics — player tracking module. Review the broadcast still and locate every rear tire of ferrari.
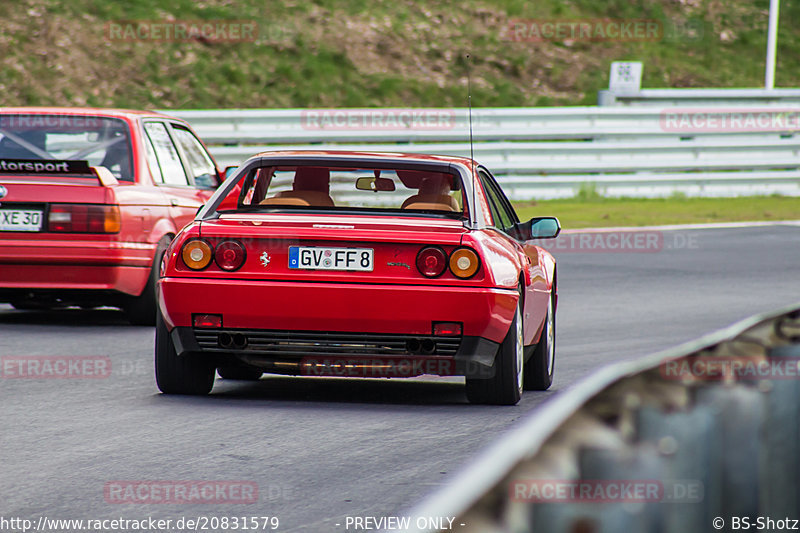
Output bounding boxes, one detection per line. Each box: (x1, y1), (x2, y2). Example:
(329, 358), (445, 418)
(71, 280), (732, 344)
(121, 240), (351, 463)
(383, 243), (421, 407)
(465, 290), (524, 406)
(524, 292), (555, 391)
(10, 300), (51, 311)
(125, 236), (170, 326)
(155, 311), (215, 395)
(217, 366), (263, 381)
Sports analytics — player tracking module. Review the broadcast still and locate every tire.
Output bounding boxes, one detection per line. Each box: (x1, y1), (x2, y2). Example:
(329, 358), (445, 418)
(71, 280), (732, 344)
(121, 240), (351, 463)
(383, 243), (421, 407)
(125, 236), (170, 326)
(524, 292), (556, 391)
(155, 311), (215, 395)
(466, 289), (524, 405)
(218, 366), (263, 381)
(10, 300), (50, 310)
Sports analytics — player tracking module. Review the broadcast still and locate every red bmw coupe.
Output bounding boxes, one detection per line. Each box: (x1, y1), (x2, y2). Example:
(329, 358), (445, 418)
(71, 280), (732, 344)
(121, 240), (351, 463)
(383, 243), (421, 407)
(0, 107), (223, 324)
(156, 151), (560, 404)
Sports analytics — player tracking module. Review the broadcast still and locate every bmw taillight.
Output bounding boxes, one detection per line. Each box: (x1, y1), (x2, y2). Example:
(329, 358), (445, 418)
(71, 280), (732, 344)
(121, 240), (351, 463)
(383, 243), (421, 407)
(416, 246), (447, 278)
(182, 239), (213, 270)
(48, 204), (121, 233)
(214, 240), (246, 271)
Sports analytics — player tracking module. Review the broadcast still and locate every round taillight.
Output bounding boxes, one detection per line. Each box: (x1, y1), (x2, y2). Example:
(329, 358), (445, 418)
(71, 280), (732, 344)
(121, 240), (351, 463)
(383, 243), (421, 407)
(214, 240), (246, 271)
(449, 247), (480, 278)
(182, 239), (213, 270)
(416, 246), (447, 278)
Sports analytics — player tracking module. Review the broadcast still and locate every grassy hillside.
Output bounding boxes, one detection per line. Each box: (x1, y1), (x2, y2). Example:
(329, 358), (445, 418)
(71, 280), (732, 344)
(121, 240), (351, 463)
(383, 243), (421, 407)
(1, 0), (799, 109)
(515, 195), (800, 228)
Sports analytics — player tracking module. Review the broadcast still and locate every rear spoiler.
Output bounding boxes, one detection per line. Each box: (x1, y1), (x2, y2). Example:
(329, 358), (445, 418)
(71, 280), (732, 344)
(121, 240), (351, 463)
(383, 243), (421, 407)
(0, 158), (118, 186)
(91, 166), (119, 186)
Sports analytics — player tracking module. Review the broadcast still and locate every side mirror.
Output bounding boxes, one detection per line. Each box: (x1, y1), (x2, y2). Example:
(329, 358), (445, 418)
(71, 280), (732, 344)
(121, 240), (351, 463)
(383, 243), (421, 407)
(518, 216), (561, 240)
(224, 165), (239, 179)
(356, 176), (396, 192)
(194, 173), (218, 190)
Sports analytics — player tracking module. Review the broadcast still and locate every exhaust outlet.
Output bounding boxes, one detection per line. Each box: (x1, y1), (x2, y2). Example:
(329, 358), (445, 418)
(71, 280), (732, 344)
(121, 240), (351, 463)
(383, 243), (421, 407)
(406, 338), (421, 354)
(421, 339), (436, 355)
(232, 333), (248, 349)
(218, 332), (233, 348)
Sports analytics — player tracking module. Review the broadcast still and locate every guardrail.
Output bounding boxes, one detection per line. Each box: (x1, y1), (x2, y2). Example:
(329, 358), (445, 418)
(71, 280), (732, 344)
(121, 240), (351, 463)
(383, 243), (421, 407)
(164, 107), (800, 199)
(398, 302), (800, 532)
(598, 88), (800, 107)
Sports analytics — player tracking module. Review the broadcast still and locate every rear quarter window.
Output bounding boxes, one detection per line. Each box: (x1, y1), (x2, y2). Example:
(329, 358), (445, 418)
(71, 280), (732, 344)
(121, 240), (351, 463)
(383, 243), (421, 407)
(0, 114), (134, 181)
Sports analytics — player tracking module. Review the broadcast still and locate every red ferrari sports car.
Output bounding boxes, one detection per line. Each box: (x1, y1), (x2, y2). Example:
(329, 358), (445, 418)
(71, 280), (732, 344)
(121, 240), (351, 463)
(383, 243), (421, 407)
(0, 107), (223, 324)
(156, 151), (560, 404)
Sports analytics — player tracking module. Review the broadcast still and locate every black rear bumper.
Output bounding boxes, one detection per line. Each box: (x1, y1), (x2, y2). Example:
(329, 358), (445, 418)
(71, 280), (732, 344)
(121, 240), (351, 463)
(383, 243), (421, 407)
(171, 326), (498, 378)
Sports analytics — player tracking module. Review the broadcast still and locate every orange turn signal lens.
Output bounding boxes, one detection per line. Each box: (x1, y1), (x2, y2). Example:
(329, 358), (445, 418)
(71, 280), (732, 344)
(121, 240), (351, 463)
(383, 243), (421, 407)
(449, 247), (480, 278)
(104, 205), (121, 233)
(47, 204), (121, 233)
(182, 239), (213, 270)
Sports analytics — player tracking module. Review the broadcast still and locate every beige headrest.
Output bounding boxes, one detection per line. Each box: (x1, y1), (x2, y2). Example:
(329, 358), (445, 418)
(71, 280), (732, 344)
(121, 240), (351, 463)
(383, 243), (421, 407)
(260, 196), (311, 206)
(402, 194), (459, 211)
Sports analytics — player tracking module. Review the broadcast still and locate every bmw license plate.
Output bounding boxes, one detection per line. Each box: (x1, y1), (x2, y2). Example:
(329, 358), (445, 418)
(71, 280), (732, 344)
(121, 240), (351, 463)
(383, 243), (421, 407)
(289, 246), (374, 271)
(0, 209), (43, 232)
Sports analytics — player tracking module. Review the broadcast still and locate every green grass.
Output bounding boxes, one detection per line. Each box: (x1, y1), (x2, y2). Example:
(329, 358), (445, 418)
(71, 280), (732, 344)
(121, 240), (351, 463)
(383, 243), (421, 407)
(513, 195), (800, 229)
(2, 0), (800, 108)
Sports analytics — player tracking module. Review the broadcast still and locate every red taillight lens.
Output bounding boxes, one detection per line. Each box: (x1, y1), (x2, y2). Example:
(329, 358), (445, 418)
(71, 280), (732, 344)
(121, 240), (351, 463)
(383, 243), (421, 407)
(433, 322), (462, 336)
(214, 240), (246, 271)
(48, 204), (121, 233)
(416, 246), (447, 278)
(193, 314), (222, 328)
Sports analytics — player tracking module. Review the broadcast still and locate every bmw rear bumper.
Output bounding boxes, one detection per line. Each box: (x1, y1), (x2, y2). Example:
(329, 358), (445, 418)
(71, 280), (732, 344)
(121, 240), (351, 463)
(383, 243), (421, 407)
(0, 237), (154, 297)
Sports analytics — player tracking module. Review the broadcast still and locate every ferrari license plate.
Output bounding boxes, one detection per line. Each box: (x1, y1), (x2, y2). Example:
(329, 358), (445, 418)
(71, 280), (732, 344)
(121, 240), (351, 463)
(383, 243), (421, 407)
(289, 246), (374, 271)
(0, 209), (43, 232)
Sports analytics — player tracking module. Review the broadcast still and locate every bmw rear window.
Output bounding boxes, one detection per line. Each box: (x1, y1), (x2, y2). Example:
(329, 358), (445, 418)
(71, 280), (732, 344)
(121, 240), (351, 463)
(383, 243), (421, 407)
(0, 114), (133, 181)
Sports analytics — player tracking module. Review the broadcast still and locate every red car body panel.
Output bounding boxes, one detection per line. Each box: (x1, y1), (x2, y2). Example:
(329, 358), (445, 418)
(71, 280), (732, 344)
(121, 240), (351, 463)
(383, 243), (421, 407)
(0, 107), (220, 307)
(160, 279), (517, 343)
(158, 150), (557, 379)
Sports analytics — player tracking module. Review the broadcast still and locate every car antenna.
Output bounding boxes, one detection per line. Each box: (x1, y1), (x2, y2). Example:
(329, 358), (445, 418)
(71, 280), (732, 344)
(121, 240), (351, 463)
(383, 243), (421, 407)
(466, 53), (477, 228)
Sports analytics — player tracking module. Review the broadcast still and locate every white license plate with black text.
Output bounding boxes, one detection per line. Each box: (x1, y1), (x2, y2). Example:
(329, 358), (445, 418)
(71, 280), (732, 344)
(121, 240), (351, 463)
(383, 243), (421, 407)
(289, 246), (374, 271)
(0, 209), (43, 232)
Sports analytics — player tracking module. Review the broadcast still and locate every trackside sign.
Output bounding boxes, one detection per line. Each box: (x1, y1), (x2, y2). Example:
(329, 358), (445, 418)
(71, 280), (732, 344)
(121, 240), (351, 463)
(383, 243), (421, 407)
(0, 159), (92, 175)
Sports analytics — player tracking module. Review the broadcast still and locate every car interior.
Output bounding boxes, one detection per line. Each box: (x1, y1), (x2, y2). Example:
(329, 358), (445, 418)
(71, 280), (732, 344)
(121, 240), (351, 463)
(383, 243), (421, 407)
(260, 166), (335, 207)
(243, 165), (463, 212)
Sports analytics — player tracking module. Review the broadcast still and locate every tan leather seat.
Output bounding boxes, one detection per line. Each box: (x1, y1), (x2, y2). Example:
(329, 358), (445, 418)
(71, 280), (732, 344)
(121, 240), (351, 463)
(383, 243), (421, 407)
(403, 196), (458, 211)
(260, 196), (311, 206)
(272, 190), (334, 206)
(260, 166), (334, 207)
(402, 176), (460, 211)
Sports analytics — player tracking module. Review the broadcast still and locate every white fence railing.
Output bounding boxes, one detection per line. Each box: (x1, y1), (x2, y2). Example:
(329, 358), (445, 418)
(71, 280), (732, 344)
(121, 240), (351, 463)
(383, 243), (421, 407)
(163, 106), (800, 199)
(598, 87), (800, 106)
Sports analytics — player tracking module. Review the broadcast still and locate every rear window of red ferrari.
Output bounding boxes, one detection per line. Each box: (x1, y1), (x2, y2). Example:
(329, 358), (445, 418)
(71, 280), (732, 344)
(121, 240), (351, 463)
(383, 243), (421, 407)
(0, 114), (133, 181)
(232, 165), (466, 218)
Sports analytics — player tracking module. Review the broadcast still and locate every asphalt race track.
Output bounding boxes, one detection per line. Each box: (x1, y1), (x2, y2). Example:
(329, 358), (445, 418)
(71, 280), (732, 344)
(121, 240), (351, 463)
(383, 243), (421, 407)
(1, 224), (799, 532)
